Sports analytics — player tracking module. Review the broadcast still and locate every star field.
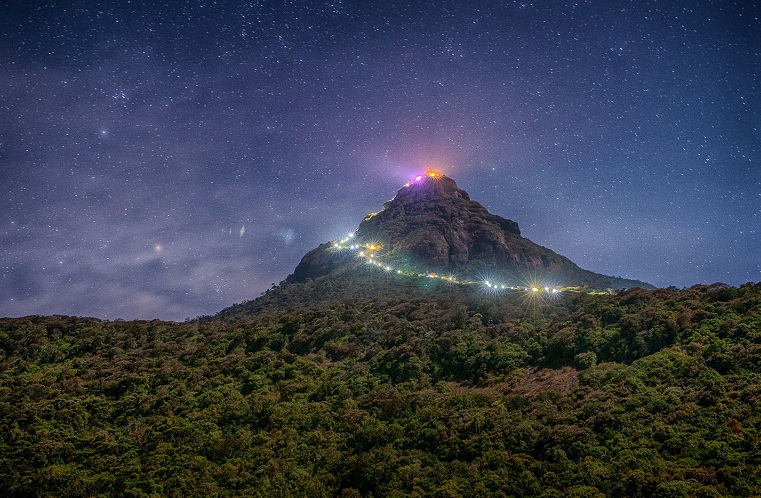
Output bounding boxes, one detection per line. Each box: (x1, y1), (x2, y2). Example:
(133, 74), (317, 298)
(1, 1), (759, 320)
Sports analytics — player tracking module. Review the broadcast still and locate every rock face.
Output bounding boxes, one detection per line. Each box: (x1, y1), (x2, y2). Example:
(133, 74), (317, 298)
(290, 173), (652, 290)
(355, 175), (561, 271)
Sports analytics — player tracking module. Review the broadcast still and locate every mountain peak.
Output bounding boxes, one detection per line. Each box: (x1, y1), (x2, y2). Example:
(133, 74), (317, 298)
(287, 171), (651, 292)
(393, 171), (470, 202)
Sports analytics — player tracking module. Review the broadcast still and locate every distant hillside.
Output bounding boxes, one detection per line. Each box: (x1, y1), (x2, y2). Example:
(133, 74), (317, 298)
(1, 283), (760, 496)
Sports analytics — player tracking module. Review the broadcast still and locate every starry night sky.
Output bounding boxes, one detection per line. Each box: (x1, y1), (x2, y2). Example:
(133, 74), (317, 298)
(1, 1), (759, 320)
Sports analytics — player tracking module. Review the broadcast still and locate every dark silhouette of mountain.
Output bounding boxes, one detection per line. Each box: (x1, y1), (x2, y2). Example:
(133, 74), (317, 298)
(217, 172), (651, 318)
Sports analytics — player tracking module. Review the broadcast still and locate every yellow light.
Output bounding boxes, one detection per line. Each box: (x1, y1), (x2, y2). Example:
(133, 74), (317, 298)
(532, 287), (539, 292)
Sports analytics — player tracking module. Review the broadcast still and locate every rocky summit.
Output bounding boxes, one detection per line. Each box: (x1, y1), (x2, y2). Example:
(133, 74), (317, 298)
(289, 172), (652, 290)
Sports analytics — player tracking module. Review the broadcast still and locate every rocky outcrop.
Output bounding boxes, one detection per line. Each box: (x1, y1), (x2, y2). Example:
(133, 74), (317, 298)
(354, 175), (566, 271)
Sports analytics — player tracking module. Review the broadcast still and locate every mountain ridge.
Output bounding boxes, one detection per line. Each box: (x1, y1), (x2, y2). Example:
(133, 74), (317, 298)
(217, 172), (652, 319)
(290, 172), (651, 289)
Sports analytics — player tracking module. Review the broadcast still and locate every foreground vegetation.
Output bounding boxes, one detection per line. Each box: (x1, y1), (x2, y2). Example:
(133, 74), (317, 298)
(1, 283), (760, 497)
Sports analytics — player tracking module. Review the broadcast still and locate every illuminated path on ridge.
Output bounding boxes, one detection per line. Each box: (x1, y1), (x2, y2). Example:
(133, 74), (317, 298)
(324, 172), (612, 297)
(328, 234), (610, 298)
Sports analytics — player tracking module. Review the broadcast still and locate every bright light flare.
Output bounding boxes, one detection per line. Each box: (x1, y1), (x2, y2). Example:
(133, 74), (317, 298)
(404, 170), (442, 187)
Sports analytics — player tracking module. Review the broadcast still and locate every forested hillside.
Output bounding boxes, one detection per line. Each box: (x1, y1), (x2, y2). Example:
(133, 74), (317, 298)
(1, 283), (760, 497)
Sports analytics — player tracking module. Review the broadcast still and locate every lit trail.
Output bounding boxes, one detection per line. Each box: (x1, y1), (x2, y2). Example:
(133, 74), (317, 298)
(326, 171), (612, 298)
(329, 242), (607, 298)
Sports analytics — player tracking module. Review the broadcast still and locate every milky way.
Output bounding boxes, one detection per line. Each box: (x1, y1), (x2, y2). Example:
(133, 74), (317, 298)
(1, 1), (759, 320)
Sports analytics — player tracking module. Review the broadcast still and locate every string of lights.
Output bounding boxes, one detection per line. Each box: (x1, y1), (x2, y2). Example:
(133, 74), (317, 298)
(328, 173), (611, 298)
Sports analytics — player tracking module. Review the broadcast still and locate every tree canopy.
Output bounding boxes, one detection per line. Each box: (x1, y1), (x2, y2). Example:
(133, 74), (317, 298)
(1, 282), (760, 496)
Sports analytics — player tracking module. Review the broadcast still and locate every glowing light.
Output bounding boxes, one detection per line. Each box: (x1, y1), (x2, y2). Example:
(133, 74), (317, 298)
(325, 230), (607, 307)
(404, 172), (440, 187)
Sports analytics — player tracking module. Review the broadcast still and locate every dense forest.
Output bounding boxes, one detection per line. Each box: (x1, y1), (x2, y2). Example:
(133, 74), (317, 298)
(1, 282), (760, 497)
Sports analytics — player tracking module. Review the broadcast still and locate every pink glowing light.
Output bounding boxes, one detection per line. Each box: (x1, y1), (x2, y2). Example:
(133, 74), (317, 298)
(404, 171), (442, 187)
